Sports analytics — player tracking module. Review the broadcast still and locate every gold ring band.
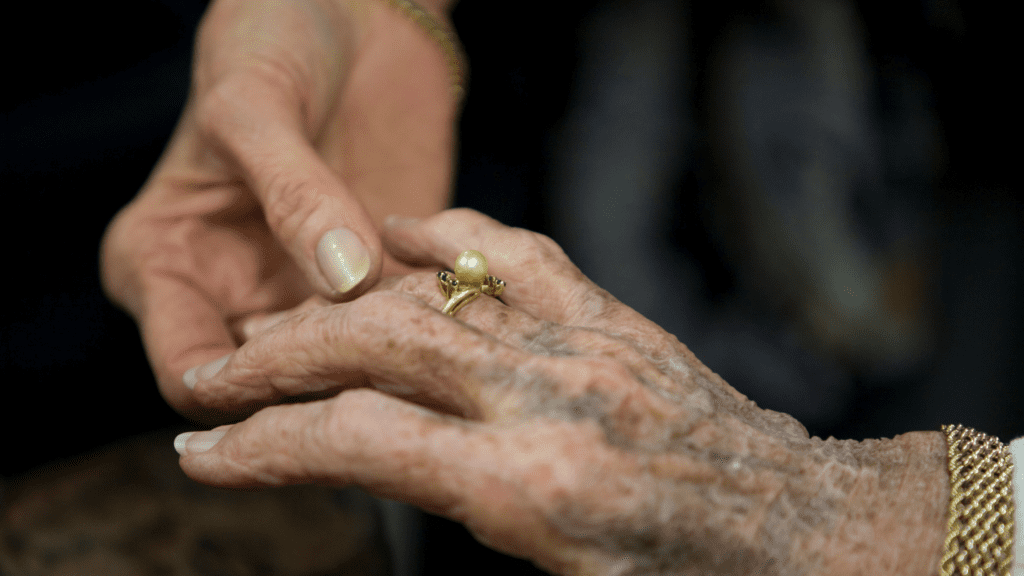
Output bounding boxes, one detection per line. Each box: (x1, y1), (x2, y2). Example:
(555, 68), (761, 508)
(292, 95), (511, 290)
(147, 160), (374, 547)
(438, 250), (504, 316)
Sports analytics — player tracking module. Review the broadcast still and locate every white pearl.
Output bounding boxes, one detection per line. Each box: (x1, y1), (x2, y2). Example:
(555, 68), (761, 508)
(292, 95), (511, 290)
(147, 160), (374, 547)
(455, 250), (488, 287)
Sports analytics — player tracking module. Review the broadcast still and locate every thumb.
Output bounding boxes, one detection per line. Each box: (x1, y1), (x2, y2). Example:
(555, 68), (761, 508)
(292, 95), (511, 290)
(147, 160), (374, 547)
(198, 71), (382, 299)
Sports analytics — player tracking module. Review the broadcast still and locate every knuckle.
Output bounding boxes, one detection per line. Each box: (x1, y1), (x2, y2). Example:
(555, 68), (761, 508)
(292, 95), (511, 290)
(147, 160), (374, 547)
(525, 230), (564, 256)
(504, 228), (559, 265)
(535, 473), (584, 514)
(505, 228), (581, 280)
(326, 388), (379, 425)
(345, 291), (407, 321)
(195, 62), (300, 144)
(567, 330), (650, 374)
(99, 204), (142, 303)
(563, 356), (656, 415)
(528, 356), (633, 419)
(579, 356), (637, 394)
(102, 200), (154, 266)
(194, 90), (223, 143)
(194, 73), (248, 143)
(260, 173), (324, 238)
(328, 292), (419, 350)
(560, 281), (619, 325)
(191, 380), (247, 410)
(319, 389), (385, 455)
(432, 208), (572, 274)
(441, 207), (491, 227)
(388, 272), (443, 303)
(521, 432), (595, 510)
(102, 199), (208, 314)
(525, 230), (563, 259)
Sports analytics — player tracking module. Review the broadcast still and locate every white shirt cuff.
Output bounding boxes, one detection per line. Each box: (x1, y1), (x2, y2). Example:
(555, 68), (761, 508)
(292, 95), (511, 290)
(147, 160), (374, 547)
(1011, 436), (1023, 576)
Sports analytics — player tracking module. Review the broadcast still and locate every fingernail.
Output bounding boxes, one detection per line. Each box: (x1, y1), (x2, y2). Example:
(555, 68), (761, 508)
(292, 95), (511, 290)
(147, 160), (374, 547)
(384, 214), (420, 228)
(174, 432), (194, 454)
(317, 227), (370, 294)
(240, 315), (278, 341)
(174, 430), (227, 455)
(183, 353), (231, 390)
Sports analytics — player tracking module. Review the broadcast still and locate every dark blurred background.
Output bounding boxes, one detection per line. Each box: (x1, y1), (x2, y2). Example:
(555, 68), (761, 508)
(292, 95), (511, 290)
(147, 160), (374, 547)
(1, 0), (1020, 574)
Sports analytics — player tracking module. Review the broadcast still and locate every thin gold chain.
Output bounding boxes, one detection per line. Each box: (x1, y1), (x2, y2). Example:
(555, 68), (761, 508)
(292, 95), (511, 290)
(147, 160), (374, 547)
(380, 0), (466, 100)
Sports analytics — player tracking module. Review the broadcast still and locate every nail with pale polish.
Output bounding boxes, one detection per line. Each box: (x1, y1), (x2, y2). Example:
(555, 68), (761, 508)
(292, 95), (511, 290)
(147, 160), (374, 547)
(183, 353), (231, 390)
(174, 430), (227, 455)
(316, 227), (370, 295)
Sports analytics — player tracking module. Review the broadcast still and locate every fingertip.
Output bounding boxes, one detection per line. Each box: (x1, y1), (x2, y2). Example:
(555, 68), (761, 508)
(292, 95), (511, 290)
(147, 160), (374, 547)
(183, 353), (232, 390)
(173, 432), (194, 455)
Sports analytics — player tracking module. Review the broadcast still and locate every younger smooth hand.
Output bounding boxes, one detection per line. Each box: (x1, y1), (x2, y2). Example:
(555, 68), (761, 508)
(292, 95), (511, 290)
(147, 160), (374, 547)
(101, 0), (459, 420)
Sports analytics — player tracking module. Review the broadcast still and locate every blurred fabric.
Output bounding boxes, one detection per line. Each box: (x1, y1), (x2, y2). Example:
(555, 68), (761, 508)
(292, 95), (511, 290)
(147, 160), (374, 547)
(1, 431), (391, 575)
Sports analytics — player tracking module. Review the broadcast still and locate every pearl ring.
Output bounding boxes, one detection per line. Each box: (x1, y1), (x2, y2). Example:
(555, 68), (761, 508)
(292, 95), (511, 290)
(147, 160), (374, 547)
(437, 250), (505, 316)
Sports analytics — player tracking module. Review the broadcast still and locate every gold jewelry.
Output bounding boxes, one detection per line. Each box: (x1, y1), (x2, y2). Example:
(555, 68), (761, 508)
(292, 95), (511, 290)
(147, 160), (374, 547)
(940, 424), (1016, 576)
(381, 0), (466, 99)
(438, 250), (505, 316)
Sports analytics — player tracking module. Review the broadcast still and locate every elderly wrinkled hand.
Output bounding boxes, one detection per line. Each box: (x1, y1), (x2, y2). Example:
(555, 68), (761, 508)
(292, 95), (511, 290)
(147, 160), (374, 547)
(177, 209), (950, 576)
(100, 0), (458, 421)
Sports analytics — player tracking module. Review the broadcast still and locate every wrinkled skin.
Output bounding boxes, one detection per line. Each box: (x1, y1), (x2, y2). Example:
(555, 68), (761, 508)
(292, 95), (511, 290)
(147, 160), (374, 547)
(178, 209), (949, 576)
(100, 0), (458, 420)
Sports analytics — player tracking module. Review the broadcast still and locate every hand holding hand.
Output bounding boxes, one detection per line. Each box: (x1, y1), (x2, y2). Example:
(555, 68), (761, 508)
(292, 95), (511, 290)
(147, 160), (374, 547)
(100, 0), (459, 420)
(177, 209), (950, 576)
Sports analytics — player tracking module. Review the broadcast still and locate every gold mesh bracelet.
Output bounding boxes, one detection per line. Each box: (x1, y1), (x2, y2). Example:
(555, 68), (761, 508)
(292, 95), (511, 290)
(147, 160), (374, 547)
(381, 0), (466, 99)
(940, 424), (1016, 576)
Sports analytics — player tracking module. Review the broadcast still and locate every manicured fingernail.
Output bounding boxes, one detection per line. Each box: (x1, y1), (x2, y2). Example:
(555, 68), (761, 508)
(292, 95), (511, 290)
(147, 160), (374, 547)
(183, 353), (231, 390)
(316, 227), (370, 294)
(174, 430), (227, 455)
(174, 432), (194, 454)
(384, 214), (420, 228)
